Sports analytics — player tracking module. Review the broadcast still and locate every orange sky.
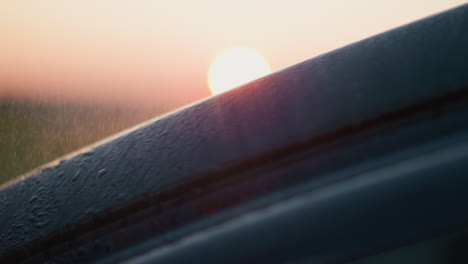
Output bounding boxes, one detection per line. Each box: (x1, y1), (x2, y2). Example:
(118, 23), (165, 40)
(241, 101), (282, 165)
(1, 0), (466, 108)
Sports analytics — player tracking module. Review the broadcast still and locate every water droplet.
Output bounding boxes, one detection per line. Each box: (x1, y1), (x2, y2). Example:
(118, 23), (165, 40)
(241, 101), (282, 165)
(72, 170), (81, 182)
(83, 150), (95, 156)
(30, 195), (38, 203)
(98, 169), (108, 177)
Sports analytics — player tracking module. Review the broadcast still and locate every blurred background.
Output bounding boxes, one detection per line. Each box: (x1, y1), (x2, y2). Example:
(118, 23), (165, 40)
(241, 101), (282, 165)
(0, 0), (465, 184)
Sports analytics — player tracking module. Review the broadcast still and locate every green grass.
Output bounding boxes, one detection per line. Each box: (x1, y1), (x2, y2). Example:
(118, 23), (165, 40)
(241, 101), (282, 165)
(0, 99), (160, 185)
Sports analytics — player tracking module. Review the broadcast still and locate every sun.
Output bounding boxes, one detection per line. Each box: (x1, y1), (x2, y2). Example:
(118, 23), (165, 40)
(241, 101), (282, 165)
(208, 47), (271, 95)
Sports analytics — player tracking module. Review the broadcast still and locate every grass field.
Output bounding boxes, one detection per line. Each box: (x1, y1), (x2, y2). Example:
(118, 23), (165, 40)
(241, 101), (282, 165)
(0, 99), (161, 184)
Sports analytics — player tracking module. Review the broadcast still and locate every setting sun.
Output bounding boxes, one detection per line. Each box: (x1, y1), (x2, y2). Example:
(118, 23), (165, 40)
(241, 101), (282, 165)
(208, 47), (271, 95)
